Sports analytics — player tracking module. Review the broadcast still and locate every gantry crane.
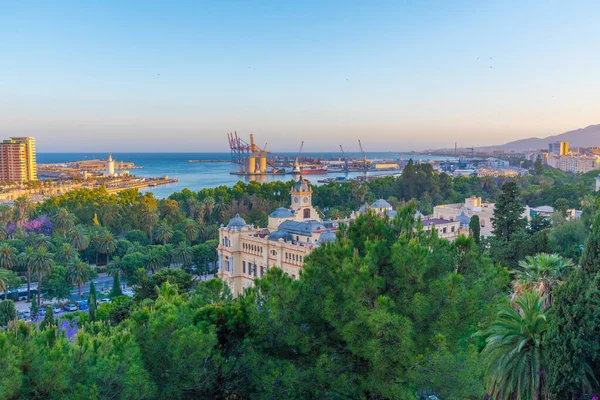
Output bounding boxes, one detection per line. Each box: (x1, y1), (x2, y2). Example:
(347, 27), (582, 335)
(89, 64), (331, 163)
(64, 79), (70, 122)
(339, 145), (349, 171)
(293, 141), (304, 173)
(358, 140), (368, 170)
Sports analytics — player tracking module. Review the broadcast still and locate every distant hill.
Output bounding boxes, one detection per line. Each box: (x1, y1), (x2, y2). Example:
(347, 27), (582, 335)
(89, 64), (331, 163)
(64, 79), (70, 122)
(481, 124), (600, 151)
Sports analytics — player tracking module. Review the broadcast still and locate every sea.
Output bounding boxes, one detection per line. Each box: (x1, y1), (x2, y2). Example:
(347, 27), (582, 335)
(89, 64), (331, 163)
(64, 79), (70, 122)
(37, 152), (456, 199)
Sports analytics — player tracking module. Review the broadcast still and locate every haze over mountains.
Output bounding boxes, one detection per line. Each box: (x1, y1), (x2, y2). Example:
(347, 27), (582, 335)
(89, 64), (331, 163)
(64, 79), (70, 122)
(481, 124), (600, 151)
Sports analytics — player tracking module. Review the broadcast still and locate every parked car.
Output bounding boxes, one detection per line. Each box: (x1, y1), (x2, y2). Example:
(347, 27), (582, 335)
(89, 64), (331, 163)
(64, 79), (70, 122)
(99, 298), (112, 304)
(51, 305), (61, 314)
(22, 310), (31, 319)
(77, 300), (88, 310)
(63, 303), (78, 312)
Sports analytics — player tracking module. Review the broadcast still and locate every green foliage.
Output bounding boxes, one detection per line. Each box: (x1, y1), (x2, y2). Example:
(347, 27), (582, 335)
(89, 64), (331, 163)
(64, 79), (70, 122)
(545, 269), (600, 396)
(469, 214), (481, 245)
(134, 268), (195, 301)
(476, 290), (548, 399)
(40, 306), (56, 330)
(111, 271), (123, 297)
(0, 300), (17, 325)
(88, 280), (97, 321)
(43, 265), (72, 301)
(581, 213), (600, 274)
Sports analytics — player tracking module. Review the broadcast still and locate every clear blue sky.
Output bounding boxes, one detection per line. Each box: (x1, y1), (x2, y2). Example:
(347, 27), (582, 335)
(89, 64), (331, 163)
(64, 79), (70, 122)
(1, 1), (599, 152)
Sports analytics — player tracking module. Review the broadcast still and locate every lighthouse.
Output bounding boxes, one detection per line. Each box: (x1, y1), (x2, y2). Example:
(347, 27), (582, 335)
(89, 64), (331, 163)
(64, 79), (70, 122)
(106, 155), (115, 176)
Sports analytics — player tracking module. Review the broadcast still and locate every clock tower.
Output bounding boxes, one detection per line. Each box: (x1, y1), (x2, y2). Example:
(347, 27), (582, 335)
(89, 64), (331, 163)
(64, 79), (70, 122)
(290, 176), (316, 220)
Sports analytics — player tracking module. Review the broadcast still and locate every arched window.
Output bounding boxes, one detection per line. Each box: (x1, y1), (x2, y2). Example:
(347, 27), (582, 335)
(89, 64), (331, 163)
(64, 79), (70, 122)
(303, 208), (310, 219)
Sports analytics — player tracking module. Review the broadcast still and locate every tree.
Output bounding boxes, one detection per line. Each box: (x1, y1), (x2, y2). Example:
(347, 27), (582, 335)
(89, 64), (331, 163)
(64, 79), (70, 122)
(529, 214), (551, 234)
(554, 198), (569, 218)
(67, 226), (89, 252)
(29, 247), (55, 307)
(88, 280), (97, 321)
(512, 253), (574, 308)
(581, 213), (600, 274)
(67, 259), (92, 300)
(181, 219), (199, 243)
(40, 306), (56, 329)
(477, 290), (548, 400)
(111, 272), (123, 297)
(13, 196), (34, 228)
(492, 182), (527, 242)
(545, 269), (600, 397)
(134, 268), (194, 301)
(51, 208), (75, 238)
(98, 230), (117, 264)
(0, 300), (17, 325)
(469, 214), (481, 245)
(55, 243), (78, 266)
(43, 265), (72, 302)
(534, 155), (544, 176)
(146, 247), (167, 274)
(0, 244), (16, 270)
(153, 221), (173, 245)
(0, 269), (20, 300)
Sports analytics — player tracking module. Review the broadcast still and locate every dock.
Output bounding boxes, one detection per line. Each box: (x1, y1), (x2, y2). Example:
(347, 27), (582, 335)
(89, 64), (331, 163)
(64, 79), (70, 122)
(188, 160), (230, 163)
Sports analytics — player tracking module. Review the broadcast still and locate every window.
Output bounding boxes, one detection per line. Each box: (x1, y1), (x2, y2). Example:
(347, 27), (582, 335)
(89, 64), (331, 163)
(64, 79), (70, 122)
(303, 208), (310, 219)
(243, 261), (246, 274)
(261, 266), (264, 277)
(451, 226), (455, 232)
(443, 227), (447, 234)
(253, 264), (257, 277)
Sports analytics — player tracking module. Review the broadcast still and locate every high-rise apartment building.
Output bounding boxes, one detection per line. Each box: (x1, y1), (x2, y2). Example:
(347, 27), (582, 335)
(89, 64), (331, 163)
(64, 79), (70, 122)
(0, 136), (37, 182)
(548, 141), (569, 155)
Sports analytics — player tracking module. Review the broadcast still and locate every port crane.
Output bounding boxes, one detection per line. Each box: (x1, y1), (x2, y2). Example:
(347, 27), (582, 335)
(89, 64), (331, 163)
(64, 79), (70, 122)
(466, 146), (475, 158)
(339, 145), (349, 171)
(358, 140), (368, 170)
(293, 141), (304, 173)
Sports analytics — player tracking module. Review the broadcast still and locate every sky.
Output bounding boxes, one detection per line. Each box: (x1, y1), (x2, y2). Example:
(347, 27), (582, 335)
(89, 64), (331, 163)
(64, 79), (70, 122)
(1, 1), (599, 153)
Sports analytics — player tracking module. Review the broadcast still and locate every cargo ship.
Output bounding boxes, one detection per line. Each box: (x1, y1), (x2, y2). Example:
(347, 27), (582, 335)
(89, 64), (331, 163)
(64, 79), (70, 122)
(298, 165), (328, 174)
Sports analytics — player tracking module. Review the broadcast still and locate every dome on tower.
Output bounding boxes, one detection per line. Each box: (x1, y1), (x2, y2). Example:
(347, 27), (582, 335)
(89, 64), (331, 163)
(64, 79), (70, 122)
(269, 207), (294, 218)
(294, 176), (310, 192)
(371, 199), (391, 209)
(317, 229), (336, 245)
(455, 212), (471, 227)
(269, 230), (292, 241)
(227, 213), (247, 230)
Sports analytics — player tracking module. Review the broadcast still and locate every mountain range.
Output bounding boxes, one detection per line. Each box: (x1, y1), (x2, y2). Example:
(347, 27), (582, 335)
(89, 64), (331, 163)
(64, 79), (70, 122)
(480, 124), (600, 151)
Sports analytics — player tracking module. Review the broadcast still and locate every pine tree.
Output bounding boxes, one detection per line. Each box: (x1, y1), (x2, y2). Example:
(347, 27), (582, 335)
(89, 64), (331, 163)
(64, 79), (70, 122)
(469, 215), (481, 246)
(491, 182), (527, 242)
(111, 271), (122, 297)
(40, 306), (55, 329)
(88, 280), (97, 322)
(534, 155), (544, 176)
(581, 213), (600, 274)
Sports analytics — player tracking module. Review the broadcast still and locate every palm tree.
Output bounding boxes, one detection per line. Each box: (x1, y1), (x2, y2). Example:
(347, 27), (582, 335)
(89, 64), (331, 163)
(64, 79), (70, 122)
(0, 244), (16, 270)
(67, 258), (91, 300)
(172, 243), (193, 269)
(106, 256), (122, 278)
(51, 208), (76, 238)
(0, 204), (13, 227)
(140, 204), (159, 239)
(98, 231), (117, 264)
(13, 196), (34, 228)
(0, 225), (7, 240)
(0, 268), (13, 300)
(186, 197), (200, 220)
(181, 219), (199, 243)
(27, 233), (52, 250)
(512, 253), (574, 308)
(67, 226), (89, 252)
(213, 196), (228, 222)
(55, 243), (79, 267)
(29, 247), (55, 307)
(155, 281), (179, 304)
(203, 196), (215, 222)
(146, 247), (166, 274)
(153, 221), (173, 245)
(17, 246), (34, 302)
(477, 290), (548, 400)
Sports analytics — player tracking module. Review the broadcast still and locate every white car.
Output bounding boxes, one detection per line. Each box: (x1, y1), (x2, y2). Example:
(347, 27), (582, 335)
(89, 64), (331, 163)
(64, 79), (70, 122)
(99, 298), (112, 304)
(63, 303), (78, 312)
(51, 305), (61, 314)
